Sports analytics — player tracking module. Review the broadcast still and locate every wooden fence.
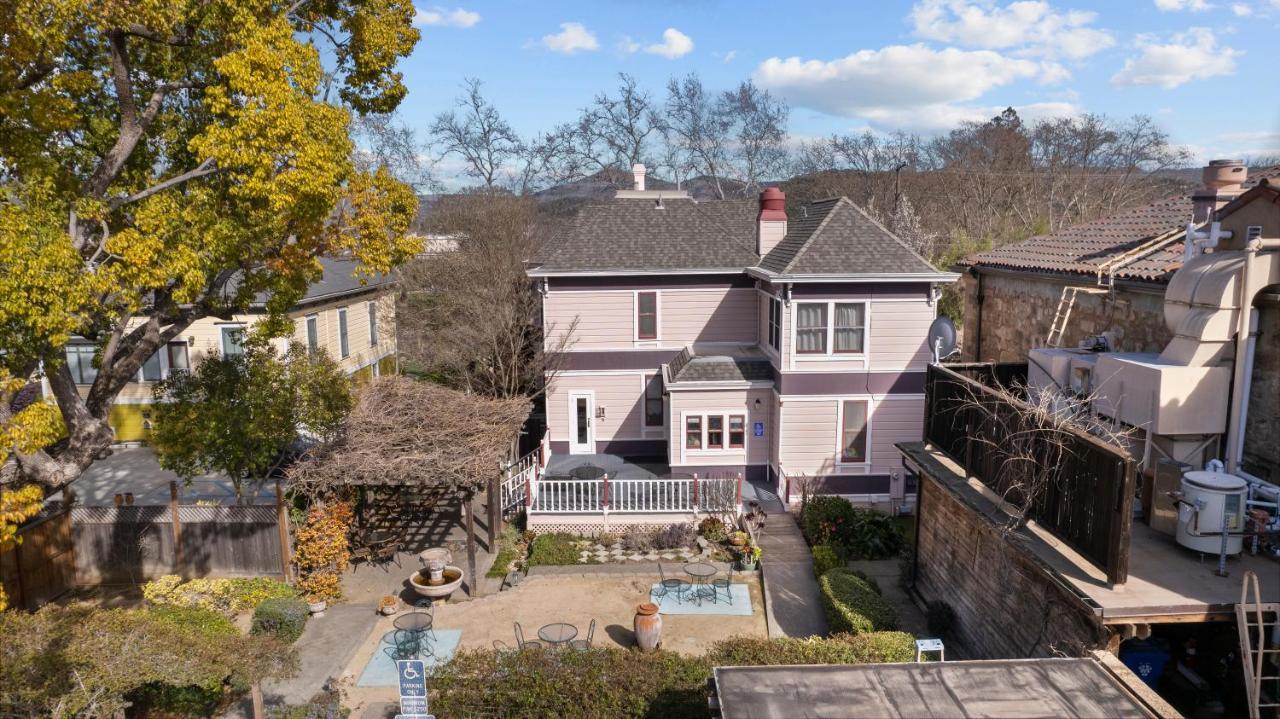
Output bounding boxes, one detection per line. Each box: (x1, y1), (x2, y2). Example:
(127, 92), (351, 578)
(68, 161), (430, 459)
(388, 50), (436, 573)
(924, 363), (1135, 584)
(0, 506), (75, 611)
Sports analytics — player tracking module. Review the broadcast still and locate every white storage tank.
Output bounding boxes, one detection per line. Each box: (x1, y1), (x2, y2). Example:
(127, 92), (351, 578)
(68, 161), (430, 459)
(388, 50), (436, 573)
(1176, 471), (1247, 554)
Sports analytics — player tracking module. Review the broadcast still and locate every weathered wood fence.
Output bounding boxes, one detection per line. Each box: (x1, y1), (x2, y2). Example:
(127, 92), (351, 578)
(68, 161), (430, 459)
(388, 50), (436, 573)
(1, 482), (292, 606)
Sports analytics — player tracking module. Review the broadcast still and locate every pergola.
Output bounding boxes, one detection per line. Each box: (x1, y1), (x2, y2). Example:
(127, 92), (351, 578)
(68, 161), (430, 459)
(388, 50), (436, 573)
(288, 375), (530, 594)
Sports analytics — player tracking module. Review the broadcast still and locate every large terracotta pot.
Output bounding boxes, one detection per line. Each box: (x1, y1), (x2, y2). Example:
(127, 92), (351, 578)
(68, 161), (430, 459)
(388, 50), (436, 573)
(634, 602), (662, 652)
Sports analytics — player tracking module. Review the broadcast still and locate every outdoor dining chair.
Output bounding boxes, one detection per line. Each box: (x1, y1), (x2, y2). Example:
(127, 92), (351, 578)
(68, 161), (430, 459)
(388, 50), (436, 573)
(656, 564), (690, 603)
(569, 619), (596, 652)
(386, 629), (421, 661)
(712, 566), (734, 605)
(513, 622), (543, 651)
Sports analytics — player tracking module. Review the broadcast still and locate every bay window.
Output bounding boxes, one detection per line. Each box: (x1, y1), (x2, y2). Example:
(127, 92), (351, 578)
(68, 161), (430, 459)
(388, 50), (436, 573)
(840, 400), (869, 463)
(684, 412), (749, 452)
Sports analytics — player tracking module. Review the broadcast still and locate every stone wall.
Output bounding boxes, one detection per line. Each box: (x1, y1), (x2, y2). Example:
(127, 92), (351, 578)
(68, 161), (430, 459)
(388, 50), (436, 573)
(960, 271), (1172, 362)
(912, 471), (1106, 659)
(1244, 295), (1280, 481)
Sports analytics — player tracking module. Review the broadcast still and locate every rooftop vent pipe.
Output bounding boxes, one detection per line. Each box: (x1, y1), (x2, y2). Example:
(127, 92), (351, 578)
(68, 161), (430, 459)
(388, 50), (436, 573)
(632, 163), (646, 192)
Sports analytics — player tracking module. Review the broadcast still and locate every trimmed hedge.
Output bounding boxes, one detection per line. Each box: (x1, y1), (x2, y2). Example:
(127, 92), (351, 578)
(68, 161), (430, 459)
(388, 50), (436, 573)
(819, 568), (898, 634)
(251, 597), (310, 644)
(706, 632), (915, 666)
(811, 544), (843, 577)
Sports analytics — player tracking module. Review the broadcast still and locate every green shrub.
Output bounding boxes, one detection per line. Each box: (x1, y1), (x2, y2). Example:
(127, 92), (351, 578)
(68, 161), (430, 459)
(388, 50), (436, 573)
(801, 495), (859, 546)
(142, 574), (298, 615)
(801, 497), (906, 560)
(527, 532), (581, 566)
(811, 544), (843, 577)
(706, 632), (915, 666)
(430, 647), (710, 719)
(269, 687), (351, 719)
(820, 568), (898, 634)
(698, 517), (727, 542)
(150, 604), (239, 636)
(926, 600), (957, 637)
(229, 577), (300, 611)
(621, 525), (654, 552)
(251, 597), (310, 644)
(850, 569), (881, 595)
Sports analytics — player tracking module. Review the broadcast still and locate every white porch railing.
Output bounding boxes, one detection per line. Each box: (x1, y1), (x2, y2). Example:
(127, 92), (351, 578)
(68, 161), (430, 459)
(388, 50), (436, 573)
(501, 442), (545, 514)
(529, 476), (740, 515)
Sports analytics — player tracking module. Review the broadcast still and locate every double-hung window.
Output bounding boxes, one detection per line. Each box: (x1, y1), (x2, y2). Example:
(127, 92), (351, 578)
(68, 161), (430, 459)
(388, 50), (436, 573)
(840, 400), (869, 463)
(141, 341), (191, 381)
(368, 301), (378, 346)
(684, 413), (748, 452)
(141, 350), (163, 381)
(768, 297), (782, 351)
(65, 344), (98, 385)
(795, 303), (828, 354)
(166, 342), (190, 375)
(834, 303), (866, 353)
(636, 292), (658, 340)
(305, 315), (319, 355)
(728, 415), (746, 448)
(644, 374), (664, 427)
(707, 416), (724, 449)
(337, 308), (350, 359)
(220, 326), (245, 356)
(685, 416), (702, 449)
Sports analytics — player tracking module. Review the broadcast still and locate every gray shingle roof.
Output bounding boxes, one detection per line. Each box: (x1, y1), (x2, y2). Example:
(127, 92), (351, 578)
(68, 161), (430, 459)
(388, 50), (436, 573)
(243, 256), (394, 309)
(673, 357), (773, 383)
(534, 197), (758, 272)
(758, 197), (940, 275)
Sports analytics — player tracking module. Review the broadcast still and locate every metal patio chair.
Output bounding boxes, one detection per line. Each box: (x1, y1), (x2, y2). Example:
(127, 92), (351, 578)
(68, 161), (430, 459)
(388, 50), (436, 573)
(569, 619), (596, 652)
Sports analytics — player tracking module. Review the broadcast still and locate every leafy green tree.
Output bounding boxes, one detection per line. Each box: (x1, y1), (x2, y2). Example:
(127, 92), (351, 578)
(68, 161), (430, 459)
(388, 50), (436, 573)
(0, 0), (421, 491)
(151, 340), (353, 498)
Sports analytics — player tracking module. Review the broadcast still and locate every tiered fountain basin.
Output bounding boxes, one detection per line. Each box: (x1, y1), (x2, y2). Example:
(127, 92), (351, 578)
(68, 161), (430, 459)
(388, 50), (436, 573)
(410, 547), (465, 600)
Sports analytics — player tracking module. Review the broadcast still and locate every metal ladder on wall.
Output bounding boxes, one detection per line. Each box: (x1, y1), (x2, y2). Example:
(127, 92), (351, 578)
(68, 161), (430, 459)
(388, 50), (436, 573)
(1237, 571), (1280, 719)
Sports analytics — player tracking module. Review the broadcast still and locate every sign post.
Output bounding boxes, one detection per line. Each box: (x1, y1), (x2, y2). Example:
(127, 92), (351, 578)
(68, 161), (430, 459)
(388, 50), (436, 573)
(395, 659), (433, 719)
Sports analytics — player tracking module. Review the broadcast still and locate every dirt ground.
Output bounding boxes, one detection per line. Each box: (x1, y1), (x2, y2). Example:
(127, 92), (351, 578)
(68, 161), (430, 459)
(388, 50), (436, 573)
(341, 573), (767, 713)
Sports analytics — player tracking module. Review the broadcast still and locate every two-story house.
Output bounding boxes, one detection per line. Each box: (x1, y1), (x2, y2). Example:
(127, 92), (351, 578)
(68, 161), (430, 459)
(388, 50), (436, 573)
(52, 257), (399, 442)
(527, 165), (957, 512)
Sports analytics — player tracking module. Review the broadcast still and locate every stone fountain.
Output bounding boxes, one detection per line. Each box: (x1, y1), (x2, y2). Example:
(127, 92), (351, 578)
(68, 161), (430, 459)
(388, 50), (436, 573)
(409, 547), (465, 600)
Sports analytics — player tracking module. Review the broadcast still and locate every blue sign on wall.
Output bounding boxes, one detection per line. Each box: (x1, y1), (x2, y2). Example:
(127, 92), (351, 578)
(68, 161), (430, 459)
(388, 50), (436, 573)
(753, 421), (765, 437)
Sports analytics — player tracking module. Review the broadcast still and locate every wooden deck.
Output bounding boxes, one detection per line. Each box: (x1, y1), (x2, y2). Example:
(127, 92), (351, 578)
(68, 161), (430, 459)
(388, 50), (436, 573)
(901, 442), (1280, 624)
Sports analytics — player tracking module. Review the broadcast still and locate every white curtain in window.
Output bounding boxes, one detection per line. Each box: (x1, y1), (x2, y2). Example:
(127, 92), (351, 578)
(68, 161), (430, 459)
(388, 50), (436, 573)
(796, 304), (827, 353)
(834, 303), (865, 353)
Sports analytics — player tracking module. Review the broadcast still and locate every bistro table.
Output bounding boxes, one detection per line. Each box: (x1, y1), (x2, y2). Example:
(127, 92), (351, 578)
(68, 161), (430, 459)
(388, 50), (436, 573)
(393, 611), (435, 658)
(683, 562), (719, 606)
(537, 623), (578, 647)
(570, 464), (606, 481)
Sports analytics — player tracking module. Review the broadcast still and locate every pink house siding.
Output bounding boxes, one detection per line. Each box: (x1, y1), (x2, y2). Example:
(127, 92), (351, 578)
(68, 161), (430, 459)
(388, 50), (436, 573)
(667, 387), (773, 468)
(543, 287), (757, 351)
(777, 395), (923, 477)
(661, 289), (758, 345)
(546, 372), (656, 446)
(869, 299), (935, 370)
(543, 291), (633, 351)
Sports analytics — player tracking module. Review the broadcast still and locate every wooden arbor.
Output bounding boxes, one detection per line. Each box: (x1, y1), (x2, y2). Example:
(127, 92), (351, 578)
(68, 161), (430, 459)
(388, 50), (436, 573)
(288, 376), (529, 596)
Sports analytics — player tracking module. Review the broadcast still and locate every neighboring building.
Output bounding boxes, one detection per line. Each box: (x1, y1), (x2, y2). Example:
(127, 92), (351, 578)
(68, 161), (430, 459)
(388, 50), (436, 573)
(55, 257), (398, 442)
(957, 160), (1280, 481)
(527, 164), (957, 515)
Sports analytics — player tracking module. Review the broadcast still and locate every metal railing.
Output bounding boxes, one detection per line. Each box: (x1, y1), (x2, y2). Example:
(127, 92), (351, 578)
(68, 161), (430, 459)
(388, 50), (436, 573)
(529, 476), (740, 515)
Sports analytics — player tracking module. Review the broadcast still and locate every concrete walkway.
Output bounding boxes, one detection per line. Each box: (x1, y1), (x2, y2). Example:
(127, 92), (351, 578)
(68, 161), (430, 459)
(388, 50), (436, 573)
(752, 491), (828, 639)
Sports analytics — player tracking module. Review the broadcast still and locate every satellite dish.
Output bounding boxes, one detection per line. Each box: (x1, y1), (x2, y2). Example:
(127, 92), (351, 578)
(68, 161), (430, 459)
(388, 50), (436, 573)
(927, 317), (958, 363)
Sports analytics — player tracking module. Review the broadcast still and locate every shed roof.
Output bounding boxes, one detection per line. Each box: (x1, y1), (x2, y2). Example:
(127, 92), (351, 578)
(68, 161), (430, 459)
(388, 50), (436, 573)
(962, 166), (1280, 284)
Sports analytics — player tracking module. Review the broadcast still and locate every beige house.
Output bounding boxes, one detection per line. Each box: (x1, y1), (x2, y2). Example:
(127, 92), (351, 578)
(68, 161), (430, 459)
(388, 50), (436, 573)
(56, 258), (398, 442)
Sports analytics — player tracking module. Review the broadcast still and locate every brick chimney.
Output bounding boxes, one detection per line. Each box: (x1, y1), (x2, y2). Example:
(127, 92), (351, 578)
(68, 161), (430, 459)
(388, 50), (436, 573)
(632, 163), (647, 192)
(1192, 159), (1246, 223)
(758, 187), (787, 257)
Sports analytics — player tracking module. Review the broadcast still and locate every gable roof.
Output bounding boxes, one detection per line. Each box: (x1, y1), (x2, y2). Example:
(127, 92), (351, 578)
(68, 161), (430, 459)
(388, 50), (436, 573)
(530, 196), (759, 273)
(962, 167), (1280, 284)
(757, 197), (942, 276)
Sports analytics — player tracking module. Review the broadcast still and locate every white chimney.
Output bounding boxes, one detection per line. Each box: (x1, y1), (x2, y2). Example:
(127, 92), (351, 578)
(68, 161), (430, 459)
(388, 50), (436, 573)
(1192, 159), (1246, 224)
(632, 163), (647, 192)
(758, 188), (787, 257)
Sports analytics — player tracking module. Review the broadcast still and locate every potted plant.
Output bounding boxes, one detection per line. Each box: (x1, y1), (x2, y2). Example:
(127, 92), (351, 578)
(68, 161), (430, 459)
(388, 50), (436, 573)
(379, 595), (399, 616)
(729, 530), (749, 547)
(739, 544), (761, 571)
(307, 595), (327, 615)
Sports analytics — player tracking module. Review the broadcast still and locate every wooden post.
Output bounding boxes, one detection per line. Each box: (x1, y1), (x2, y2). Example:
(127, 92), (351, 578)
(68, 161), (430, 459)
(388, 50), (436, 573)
(464, 491), (480, 598)
(251, 683), (265, 719)
(169, 481), (184, 574)
(275, 482), (292, 581)
(692, 474), (699, 509)
(486, 472), (500, 552)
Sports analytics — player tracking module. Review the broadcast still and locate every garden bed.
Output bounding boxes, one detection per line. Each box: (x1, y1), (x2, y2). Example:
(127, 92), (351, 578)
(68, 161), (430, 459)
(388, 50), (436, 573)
(489, 517), (759, 570)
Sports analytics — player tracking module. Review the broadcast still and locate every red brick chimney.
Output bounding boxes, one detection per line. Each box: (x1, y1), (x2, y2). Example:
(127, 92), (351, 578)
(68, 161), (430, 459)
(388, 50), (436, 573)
(758, 187), (786, 257)
(1192, 159), (1246, 224)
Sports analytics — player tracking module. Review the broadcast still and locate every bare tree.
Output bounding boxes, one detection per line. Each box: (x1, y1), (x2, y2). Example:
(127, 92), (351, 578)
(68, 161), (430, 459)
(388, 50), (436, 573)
(718, 80), (790, 193)
(397, 194), (573, 398)
(567, 73), (661, 175)
(661, 73), (733, 199)
(350, 112), (435, 191)
(429, 78), (523, 191)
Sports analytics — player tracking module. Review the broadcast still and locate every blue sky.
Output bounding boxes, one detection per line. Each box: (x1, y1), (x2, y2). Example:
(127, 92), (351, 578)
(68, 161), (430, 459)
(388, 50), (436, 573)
(396, 0), (1280, 172)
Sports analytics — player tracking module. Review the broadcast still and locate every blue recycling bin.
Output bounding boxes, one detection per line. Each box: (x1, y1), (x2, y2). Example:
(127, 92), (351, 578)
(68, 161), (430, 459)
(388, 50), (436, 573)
(1119, 638), (1170, 689)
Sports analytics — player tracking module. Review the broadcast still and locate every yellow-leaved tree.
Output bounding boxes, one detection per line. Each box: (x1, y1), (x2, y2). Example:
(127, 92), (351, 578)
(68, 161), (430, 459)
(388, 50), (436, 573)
(0, 0), (422, 492)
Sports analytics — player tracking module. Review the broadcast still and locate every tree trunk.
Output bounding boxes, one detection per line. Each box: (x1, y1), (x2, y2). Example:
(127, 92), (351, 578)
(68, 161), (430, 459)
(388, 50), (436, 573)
(464, 490), (480, 598)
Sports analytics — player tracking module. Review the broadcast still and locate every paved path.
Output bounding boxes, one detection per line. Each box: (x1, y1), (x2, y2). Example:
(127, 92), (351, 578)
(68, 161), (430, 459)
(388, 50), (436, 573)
(750, 487), (828, 639)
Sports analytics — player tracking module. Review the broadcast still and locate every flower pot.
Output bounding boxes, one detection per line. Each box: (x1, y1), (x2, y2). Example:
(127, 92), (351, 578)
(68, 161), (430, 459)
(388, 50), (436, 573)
(634, 602), (662, 652)
(729, 536), (746, 547)
(380, 604), (398, 616)
(739, 560), (757, 571)
(308, 600), (327, 615)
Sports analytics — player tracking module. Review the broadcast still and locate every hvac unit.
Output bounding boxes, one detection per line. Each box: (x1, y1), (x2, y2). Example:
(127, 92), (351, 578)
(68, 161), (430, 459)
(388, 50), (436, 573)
(1176, 471), (1247, 555)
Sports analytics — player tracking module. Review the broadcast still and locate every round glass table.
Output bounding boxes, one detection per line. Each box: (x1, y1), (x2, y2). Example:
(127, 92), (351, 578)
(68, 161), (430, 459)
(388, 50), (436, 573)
(537, 622), (578, 647)
(570, 464), (606, 481)
(683, 562), (719, 605)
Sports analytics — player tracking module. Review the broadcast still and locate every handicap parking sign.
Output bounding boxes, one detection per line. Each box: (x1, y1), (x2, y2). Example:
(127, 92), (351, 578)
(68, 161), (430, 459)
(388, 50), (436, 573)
(397, 659), (429, 717)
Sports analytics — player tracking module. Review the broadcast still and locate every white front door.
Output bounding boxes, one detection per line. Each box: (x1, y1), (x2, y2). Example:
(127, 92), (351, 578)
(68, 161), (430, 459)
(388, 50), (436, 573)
(568, 391), (595, 454)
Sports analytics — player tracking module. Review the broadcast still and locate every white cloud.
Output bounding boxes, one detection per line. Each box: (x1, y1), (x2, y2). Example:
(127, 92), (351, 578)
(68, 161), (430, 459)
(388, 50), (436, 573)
(414, 6), (481, 28)
(860, 101), (1080, 133)
(755, 44), (1040, 121)
(909, 0), (1115, 60)
(540, 22), (599, 54)
(1111, 27), (1241, 89)
(1230, 2), (1252, 14)
(720, 50), (738, 64)
(1153, 0), (1214, 10)
(619, 28), (694, 59)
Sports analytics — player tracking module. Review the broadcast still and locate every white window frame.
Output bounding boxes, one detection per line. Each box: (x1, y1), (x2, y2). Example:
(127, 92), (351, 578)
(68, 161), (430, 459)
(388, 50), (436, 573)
(65, 343), (99, 385)
(305, 314), (319, 355)
(633, 290), (661, 344)
(367, 301), (378, 347)
(680, 409), (750, 462)
(219, 324), (247, 357)
(567, 390), (595, 454)
(337, 308), (350, 359)
(642, 373), (665, 428)
(137, 341), (192, 382)
(835, 398), (872, 467)
(768, 295), (782, 352)
(790, 300), (871, 359)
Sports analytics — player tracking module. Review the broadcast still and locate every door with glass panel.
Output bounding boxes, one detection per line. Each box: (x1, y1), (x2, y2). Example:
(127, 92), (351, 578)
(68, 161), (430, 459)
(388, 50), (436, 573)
(568, 391), (594, 454)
